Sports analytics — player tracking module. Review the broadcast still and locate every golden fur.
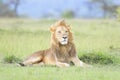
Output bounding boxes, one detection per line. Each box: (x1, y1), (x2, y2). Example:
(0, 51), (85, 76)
(19, 20), (90, 67)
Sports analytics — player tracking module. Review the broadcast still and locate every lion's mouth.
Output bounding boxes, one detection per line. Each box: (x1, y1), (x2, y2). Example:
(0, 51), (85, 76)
(60, 39), (68, 45)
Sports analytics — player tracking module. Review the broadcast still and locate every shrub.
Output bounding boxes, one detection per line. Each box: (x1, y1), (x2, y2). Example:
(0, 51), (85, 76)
(3, 55), (21, 63)
(61, 10), (75, 18)
(79, 52), (115, 65)
(116, 7), (120, 21)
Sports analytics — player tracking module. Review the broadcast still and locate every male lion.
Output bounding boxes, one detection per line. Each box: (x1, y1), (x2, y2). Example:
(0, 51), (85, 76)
(19, 20), (90, 67)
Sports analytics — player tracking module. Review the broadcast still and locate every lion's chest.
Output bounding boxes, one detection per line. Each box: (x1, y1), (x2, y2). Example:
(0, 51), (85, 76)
(56, 46), (71, 62)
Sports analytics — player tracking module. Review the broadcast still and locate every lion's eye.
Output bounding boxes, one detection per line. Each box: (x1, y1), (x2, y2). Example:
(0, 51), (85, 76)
(58, 31), (61, 33)
(65, 31), (68, 33)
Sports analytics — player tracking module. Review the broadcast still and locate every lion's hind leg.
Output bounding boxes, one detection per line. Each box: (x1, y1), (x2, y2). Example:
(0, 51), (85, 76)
(19, 55), (43, 66)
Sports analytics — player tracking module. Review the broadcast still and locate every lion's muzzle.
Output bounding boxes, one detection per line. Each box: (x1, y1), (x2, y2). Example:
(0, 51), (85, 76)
(60, 36), (68, 45)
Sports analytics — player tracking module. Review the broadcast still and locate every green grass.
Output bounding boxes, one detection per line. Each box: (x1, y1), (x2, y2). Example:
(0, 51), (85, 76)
(0, 64), (120, 80)
(0, 19), (120, 80)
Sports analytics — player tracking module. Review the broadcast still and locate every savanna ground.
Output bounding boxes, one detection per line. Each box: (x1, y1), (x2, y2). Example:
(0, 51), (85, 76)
(0, 19), (120, 80)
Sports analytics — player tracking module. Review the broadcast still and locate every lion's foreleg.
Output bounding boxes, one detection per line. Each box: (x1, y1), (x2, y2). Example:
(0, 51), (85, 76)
(71, 56), (92, 67)
(71, 57), (84, 67)
(43, 54), (69, 67)
(56, 62), (70, 67)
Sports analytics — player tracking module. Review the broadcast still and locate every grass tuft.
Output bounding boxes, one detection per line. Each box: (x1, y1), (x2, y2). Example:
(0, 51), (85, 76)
(3, 55), (21, 63)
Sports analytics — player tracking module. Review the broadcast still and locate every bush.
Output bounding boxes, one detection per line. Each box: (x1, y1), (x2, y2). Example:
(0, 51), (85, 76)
(116, 7), (120, 20)
(61, 10), (75, 18)
(79, 52), (115, 65)
(3, 55), (21, 63)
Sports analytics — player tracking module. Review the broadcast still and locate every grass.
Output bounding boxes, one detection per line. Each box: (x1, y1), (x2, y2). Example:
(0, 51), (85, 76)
(0, 19), (120, 80)
(0, 65), (120, 80)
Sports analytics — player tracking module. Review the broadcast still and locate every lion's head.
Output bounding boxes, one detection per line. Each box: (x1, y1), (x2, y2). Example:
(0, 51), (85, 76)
(50, 19), (73, 46)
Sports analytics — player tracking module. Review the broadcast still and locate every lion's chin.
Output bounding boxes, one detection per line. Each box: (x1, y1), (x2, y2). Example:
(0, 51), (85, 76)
(60, 41), (68, 45)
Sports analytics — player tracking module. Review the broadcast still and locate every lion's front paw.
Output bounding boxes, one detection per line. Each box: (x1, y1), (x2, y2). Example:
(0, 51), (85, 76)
(63, 63), (70, 67)
(57, 62), (70, 67)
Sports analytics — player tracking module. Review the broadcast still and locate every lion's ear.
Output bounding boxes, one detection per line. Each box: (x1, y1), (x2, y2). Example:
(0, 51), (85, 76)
(56, 19), (66, 26)
(50, 24), (55, 32)
(67, 25), (71, 30)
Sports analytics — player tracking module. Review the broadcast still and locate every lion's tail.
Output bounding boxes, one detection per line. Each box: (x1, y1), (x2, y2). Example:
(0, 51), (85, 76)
(17, 62), (26, 66)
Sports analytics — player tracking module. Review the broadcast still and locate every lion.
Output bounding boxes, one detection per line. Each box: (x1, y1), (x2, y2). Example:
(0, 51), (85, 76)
(19, 19), (91, 67)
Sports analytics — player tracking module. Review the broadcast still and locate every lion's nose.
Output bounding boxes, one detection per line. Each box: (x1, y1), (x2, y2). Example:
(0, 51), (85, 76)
(63, 37), (67, 39)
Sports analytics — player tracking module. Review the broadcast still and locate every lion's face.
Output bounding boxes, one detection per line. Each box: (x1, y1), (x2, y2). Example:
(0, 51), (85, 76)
(55, 26), (69, 45)
(50, 19), (73, 45)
